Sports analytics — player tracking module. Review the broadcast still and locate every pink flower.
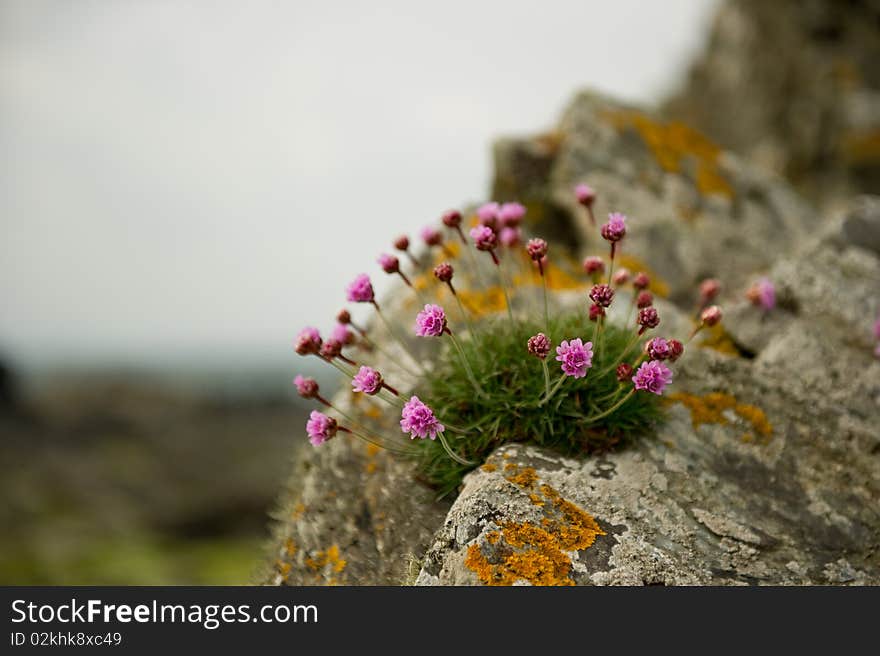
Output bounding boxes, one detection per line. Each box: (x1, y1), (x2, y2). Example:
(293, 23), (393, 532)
(612, 268), (631, 286)
(295, 327), (322, 355)
(601, 212), (627, 242)
(645, 337), (671, 360)
(638, 307), (660, 331)
(527, 333), (551, 360)
(583, 256), (605, 276)
(470, 225), (497, 251)
(352, 366), (383, 395)
(346, 274), (375, 303)
(701, 305), (722, 326)
(293, 375), (319, 399)
(415, 304), (448, 337)
(589, 283), (614, 308)
(498, 202), (526, 227)
(589, 303), (605, 321)
(476, 202), (500, 228)
(421, 226), (443, 246)
(433, 262), (454, 283)
(526, 238), (548, 261)
(378, 253), (399, 274)
(330, 323), (354, 345)
(555, 338), (593, 378)
(306, 410), (338, 446)
(441, 209), (462, 228)
(320, 339), (342, 359)
(500, 226), (522, 247)
(700, 278), (721, 304)
(632, 360), (673, 395)
(633, 272), (650, 290)
(747, 277), (776, 310)
(575, 183), (596, 206)
(400, 396), (445, 440)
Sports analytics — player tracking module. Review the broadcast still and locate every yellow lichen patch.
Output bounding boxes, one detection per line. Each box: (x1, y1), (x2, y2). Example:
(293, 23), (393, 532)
(458, 286), (508, 318)
(698, 322), (740, 356)
(284, 538), (297, 557)
(481, 462), (497, 472)
(668, 391), (773, 444)
(466, 463), (606, 586)
(275, 560), (292, 582)
(363, 403), (383, 420)
(291, 502), (306, 521)
(305, 544), (347, 575)
(603, 110), (733, 198)
(364, 441), (381, 474)
(615, 254), (670, 298)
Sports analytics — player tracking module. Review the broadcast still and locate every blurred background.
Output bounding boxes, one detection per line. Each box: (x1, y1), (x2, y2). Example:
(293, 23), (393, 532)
(1, 0), (750, 584)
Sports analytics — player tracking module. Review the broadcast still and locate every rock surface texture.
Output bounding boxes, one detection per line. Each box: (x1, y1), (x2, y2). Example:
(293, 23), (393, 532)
(664, 0), (880, 206)
(266, 91), (880, 585)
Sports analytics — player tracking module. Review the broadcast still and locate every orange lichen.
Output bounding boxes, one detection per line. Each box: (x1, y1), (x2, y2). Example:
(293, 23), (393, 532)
(275, 560), (292, 581)
(481, 463), (497, 472)
(668, 391), (772, 444)
(458, 286), (508, 317)
(284, 538), (297, 557)
(305, 544), (347, 575)
(604, 110), (733, 198)
(291, 502), (306, 521)
(466, 463), (605, 586)
(698, 322), (741, 356)
(615, 254), (670, 298)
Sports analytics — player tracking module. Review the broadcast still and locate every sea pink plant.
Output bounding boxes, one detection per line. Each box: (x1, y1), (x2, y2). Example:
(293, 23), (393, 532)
(306, 410), (338, 446)
(441, 209), (462, 228)
(636, 291), (654, 308)
(701, 305), (722, 326)
(378, 253), (400, 274)
(330, 323), (354, 345)
(415, 304), (448, 337)
(476, 202), (500, 229)
(498, 202), (526, 227)
(400, 396), (445, 440)
(295, 327), (322, 355)
(500, 227), (522, 247)
(633, 272), (650, 290)
(555, 338), (593, 378)
(589, 283), (615, 308)
(575, 183), (596, 206)
(293, 375), (319, 399)
(583, 256), (605, 276)
(601, 212), (627, 242)
(346, 274), (375, 303)
(433, 262), (454, 283)
(700, 278), (721, 304)
(352, 366), (383, 395)
(527, 333), (551, 360)
(612, 268), (631, 286)
(632, 360), (673, 395)
(645, 337), (671, 360)
(747, 277), (776, 310)
(421, 226), (443, 247)
(470, 225), (497, 251)
(526, 238), (548, 261)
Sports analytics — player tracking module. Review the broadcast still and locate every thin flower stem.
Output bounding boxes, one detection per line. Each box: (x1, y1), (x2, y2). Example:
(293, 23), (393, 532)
(606, 243), (616, 286)
(496, 256), (515, 325)
(582, 388), (635, 424)
(374, 304), (427, 374)
(377, 388), (405, 409)
(438, 430), (475, 466)
(541, 272), (549, 334)
(359, 333), (419, 378)
(624, 295), (635, 328)
(539, 373), (568, 406)
(451, 287), (476, 337)
(447, 331), (486, 398)
(344, 427), (410, 456)
(541, 358), (551, 399)
(595, 330), (642, 377)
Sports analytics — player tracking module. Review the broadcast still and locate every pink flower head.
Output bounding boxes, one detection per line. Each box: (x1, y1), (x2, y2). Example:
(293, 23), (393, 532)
(500, 226), (522, 247)
(633, 272), (650, 290)
(555, 338), (593, 378)
(346, 274), (375, 303)
(616, 363), (633, 382)
(589, 303), (605, 321)
(352, 366), (383, 395)
(700, 278), (721, 304)
(668, 339), (684, 362)
(470, 225), (497, 251)
(498, 202), (526, 227)
(589, 283), (615, 308)
(306, 410), (338, 446)
(441, 209), (462, 228)
(747, 277), (776, 310)
(637, 307), (660, 332)
(415, 303), (448, 337)
(393, 235), (410, 251)
(527, 333), (551, 360)
(400, 396), (445, 440)
(637, 291), (654, 308)
(701, 305), (722, 327)
(421, 226), (443, 247)
(575, 183), (596, 207)
(526, 238), (548, 261)
(476, 202), (500, 229)
(330, 323), (354, 345)
(295, 327), (322, 355)
(612, 268), (631, 286)
(601, 212), (627, 242)
(293, 375), (319, 399)
(378, 253), (400, 274)
(433, 262), (454, 283)
(583, 256), (605, 276)
(645, 337), (671, 361)
(320, 339), (342, 359)
(632, 360), (673, 395)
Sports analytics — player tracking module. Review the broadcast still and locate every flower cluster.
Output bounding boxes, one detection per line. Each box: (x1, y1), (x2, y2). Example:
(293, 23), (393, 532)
(291, 182), (724, 479)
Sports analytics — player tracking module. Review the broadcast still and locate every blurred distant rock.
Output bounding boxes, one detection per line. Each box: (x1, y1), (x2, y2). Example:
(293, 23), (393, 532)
(664, 0), (880, 207)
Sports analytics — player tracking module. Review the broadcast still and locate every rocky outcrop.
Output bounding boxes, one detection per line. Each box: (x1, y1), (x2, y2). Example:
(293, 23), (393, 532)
(664, 0), (880, 207)
(266, 91), (880, 585)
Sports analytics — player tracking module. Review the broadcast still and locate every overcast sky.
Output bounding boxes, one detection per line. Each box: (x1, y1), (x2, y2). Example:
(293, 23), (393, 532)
(0, 0), (718, 371)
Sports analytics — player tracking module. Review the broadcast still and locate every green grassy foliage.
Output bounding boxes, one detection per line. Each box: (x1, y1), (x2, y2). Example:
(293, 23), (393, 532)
(412, 313), (664, 495)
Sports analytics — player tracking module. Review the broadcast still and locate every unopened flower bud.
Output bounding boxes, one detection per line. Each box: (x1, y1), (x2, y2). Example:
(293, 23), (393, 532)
(589, 283), (615, 308)
(393, 235), (410, 251)
(701, 305), (722, 327)
(612, 268), (631, 286)
(583, 256), (605, 276)
(378, 253), (399, 274)
(433, 262), (454, 283)
(668, 339), (684, 362)
(527, 333), (551, 360)
(633, 272), (650, 290)
(526, 238), (548, 261)
(638, 307), (660, 331)
(616, 363), (633, 382)
(699, 278), (721, 304)
(636, 290), (654, 308)
(589, 303), (605, 321)
(441, 209), (462, 228)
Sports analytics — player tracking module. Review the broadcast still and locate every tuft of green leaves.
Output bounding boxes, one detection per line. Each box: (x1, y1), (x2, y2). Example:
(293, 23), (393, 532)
(411, 313), (664, 495)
